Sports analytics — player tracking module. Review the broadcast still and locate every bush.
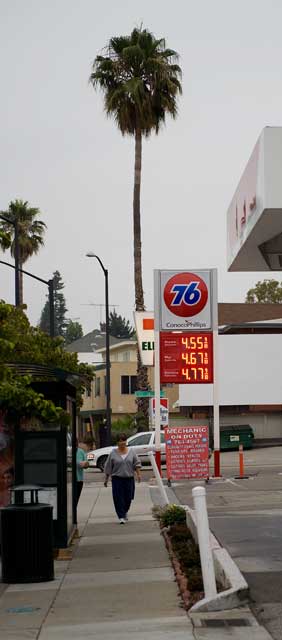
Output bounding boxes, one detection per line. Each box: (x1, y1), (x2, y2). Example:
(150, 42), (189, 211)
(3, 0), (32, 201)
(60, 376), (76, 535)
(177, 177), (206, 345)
(111, 415), (136, 444)
(159, 504), (187, 527)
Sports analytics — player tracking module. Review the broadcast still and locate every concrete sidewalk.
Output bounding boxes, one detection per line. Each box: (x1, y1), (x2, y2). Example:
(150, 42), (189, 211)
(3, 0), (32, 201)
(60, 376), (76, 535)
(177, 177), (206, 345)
(0, 480), (273, 639)
(0, 481), (192, 639)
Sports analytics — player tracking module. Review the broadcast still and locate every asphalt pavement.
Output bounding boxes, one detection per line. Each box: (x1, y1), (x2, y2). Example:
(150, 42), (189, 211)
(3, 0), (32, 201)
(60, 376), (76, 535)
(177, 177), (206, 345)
(172, 446), (282, 640)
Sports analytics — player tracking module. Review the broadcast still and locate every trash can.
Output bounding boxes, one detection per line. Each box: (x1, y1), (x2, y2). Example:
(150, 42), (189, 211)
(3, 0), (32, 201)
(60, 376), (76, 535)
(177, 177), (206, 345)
(220, 424), (254, 450)
(0, 485), (54, 583)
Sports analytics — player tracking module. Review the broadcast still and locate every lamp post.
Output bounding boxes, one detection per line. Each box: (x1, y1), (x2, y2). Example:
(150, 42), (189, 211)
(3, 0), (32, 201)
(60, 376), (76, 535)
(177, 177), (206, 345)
(86, 253), (111, 445)
(0, 214), (20, 306)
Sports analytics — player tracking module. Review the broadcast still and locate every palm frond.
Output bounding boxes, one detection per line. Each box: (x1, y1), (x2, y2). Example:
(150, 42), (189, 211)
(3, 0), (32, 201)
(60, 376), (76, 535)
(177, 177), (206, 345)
(89, 27), (182, 137)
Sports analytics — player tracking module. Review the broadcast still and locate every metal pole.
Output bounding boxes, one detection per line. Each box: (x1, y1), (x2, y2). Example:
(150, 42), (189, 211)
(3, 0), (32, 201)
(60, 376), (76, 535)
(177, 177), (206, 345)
(212, 270), (220, 477)
(14, 218), (20, 306)
(153, 270), (162, 474)
(48, 279), (55, 337)
(104, 268), (111, 445)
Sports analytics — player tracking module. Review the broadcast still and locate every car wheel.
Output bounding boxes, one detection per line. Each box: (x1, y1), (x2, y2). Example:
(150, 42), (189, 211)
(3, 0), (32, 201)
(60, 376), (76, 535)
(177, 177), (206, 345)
(97, 455), (107, 472)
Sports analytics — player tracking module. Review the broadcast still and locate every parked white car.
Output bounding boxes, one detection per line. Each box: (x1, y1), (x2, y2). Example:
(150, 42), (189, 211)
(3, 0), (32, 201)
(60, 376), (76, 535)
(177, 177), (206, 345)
(87, 431), (166, 472)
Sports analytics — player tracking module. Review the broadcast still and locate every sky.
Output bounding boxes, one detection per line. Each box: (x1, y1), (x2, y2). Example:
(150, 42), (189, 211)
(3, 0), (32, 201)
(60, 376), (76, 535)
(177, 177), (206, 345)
(1, 0), (282, 334)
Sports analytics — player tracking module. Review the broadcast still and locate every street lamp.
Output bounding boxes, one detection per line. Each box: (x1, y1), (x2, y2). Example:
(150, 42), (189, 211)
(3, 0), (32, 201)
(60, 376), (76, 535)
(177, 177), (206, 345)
(86, 252), (111, 445)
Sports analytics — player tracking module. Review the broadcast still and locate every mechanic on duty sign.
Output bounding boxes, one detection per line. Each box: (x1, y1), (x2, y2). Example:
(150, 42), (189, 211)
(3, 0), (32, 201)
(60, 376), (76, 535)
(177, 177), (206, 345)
(160, 270), (212, 331)
(164, 426), (209, 480)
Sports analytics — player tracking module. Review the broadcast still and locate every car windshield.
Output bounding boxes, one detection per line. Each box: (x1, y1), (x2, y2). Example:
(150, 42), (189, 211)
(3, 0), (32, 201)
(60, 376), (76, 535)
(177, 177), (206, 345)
(128, 433), (151, 446)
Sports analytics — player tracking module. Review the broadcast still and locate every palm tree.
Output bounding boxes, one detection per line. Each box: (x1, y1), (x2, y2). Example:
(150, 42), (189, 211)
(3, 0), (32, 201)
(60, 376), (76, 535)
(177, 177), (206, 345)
(0, 199), (46, 305)
(90, 26), (182, 417)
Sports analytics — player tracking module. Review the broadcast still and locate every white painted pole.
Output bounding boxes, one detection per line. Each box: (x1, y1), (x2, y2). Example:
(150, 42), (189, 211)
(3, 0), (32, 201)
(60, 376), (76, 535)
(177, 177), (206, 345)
(212, 270), (220, 477)
(149, 451), (169, 505)
(153, 270), (162, 473)
(192, 486), (217, 599)
(154, 327), (161, 467)
(213, 326), (220, 476)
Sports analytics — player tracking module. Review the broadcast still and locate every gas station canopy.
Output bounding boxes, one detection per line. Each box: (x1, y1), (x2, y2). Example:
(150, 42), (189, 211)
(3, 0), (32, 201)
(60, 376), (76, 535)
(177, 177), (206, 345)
(227, 127), (282, 271)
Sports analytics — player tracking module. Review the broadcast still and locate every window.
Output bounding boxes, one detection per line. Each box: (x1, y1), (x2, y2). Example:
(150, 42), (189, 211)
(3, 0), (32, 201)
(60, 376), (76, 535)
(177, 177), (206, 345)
(152, 432), (165, 444)
(123, 351), (130, 362)
(95, 377), (101, 397)
(121, 375), (137, 394)
(129, 433), (152, 446)
(104, 376), (107, 395)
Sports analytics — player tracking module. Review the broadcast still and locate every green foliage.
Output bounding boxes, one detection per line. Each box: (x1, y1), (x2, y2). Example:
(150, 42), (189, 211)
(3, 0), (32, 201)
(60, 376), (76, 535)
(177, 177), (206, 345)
(134, 410), (148, 432)
(0, 301), (94, 422)
(0, 199), (46, 263)
(65, 320), (83, 344)
(245, 279), (282, 303)
(111, 415), (136, 443)
(0, 374), (70, 425)
(90, 26), (182, 138)
(0, 200), (46, 305)
(158, 504), (187, 527)
(39, 270), (68, 338)
(100, 309), (135, 339)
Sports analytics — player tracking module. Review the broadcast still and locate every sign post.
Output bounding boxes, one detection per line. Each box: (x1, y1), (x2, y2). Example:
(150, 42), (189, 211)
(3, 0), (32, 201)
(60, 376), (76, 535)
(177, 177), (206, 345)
(154, 271), (162, 474)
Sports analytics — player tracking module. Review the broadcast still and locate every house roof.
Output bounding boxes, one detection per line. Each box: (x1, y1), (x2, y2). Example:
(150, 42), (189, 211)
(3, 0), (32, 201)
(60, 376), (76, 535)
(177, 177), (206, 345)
(97, 339), (136, 353)
(218, 303), (282, 326)
(65, 329), (121, 353)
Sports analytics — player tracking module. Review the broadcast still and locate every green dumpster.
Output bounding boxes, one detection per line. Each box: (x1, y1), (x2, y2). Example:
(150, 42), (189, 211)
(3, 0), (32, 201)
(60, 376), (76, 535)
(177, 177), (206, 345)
(220, 424), (254, 450)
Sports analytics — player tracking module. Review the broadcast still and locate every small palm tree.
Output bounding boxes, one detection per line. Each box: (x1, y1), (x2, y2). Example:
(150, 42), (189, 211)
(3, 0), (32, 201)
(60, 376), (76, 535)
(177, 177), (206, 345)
(0, 199), (46, 305)
(90, 27), (182, 418)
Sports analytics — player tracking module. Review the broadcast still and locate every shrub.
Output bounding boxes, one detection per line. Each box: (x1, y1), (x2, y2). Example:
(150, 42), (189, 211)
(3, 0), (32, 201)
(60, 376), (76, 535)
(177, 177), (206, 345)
(159, 504), (187, 527)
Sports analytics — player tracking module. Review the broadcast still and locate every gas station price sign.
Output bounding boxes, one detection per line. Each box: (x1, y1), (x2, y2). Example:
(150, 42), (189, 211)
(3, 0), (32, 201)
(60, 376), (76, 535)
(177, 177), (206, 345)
(160, 332), (213, 384)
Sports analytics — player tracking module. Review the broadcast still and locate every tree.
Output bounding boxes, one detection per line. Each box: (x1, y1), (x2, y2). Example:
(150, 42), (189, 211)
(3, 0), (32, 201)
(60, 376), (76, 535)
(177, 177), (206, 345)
(0, 200), (46, 305)
(100, 310), (135, 339)
(39, 270), (68, 338)
(65, 320), (83, 345)
(245, 280), (282, 303)
(0, 300), (93, 424)
(90, 27), (182, 420)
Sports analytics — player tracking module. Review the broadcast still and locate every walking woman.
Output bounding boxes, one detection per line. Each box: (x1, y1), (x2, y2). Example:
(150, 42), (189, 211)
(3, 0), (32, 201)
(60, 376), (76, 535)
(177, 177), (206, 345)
(104, 433), (142, 524)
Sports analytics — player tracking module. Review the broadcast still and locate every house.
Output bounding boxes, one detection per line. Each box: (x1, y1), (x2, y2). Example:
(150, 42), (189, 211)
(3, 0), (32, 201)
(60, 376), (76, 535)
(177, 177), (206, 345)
(80, 338), (179, 434)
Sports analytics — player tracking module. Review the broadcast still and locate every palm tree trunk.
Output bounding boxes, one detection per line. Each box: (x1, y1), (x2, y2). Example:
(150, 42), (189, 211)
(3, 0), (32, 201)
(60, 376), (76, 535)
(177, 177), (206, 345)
(19, 260), (23, 305)
(133, 128), (145, 312)
(133, 128), (149, 424)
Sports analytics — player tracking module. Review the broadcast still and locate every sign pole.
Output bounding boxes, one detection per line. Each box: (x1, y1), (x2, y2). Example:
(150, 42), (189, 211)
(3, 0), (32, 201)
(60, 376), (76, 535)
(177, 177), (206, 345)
(211, 270), (220, 477)
(154, 270), (162, 474)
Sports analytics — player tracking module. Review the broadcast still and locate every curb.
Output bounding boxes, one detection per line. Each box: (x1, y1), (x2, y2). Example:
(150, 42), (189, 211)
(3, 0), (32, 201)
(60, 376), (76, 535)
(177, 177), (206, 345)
(182, 504), (249, 612)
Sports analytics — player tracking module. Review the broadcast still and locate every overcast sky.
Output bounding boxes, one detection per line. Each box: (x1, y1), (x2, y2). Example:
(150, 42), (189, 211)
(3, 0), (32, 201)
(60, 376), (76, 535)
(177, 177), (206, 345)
(1, 0), (282, 334)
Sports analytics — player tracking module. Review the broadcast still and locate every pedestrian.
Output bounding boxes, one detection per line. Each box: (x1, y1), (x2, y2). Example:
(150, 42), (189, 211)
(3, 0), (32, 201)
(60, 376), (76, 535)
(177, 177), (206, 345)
(104, 432), (142, 524)
(76, 439), (89, 506)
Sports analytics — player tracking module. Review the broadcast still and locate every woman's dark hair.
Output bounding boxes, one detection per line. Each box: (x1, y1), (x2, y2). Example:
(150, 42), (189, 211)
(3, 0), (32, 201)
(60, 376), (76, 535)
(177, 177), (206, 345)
(117, 433), (127, 442)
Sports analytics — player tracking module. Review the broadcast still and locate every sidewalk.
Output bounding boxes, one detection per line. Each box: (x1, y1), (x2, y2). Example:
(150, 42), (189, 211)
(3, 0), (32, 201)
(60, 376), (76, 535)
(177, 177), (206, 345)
(0, 480), (273, 639)
(0, 481), (192, 640)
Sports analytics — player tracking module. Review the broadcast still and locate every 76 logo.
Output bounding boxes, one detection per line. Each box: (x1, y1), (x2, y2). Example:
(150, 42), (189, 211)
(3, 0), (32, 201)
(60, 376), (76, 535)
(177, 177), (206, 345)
(171, 282), (201, 306)
(163, 272), (208, 318)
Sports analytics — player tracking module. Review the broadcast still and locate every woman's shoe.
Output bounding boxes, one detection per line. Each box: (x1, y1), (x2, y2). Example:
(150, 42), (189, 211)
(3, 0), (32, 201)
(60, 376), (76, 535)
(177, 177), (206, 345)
(119, 518), (125, 524)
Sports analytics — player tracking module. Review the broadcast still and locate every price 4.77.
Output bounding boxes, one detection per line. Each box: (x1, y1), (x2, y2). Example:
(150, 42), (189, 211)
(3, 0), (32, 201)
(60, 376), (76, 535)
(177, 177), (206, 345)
(182, 367), (210, 381)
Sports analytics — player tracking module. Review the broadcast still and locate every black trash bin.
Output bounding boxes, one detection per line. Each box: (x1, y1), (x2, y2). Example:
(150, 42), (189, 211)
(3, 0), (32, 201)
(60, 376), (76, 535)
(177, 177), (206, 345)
(0, 485), (54, 583)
